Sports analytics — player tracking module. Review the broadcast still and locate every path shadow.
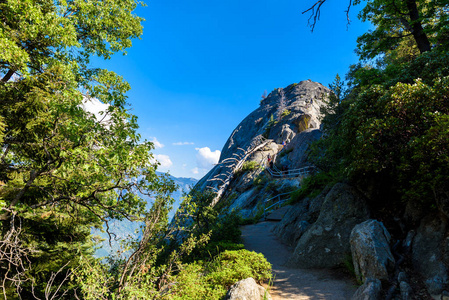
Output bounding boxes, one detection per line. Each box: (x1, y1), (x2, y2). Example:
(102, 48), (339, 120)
(241, 221), (357, 300)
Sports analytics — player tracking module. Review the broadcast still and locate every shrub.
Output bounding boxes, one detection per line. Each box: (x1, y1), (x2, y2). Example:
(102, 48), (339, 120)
(185, 213), (243, 262)
(167, 250), (272, 299)
(205, 250), (272, 288)
(241, 161), (259, 172)
(214, 192), (238, 212)
(263, 114), (278, 138)
(290, 172), (333, 204)
(278, 148), (293, 158)
(253, 173), (269, 187)
(165, 263), (226, 300)
(234, 161), (260, 177)
(281, 109), (291, 118)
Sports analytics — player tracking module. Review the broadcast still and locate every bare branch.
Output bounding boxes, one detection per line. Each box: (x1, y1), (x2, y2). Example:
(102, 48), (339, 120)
(345, 0), (353, 30)
(44, 261), (73, 300)
(0, 215), (36, 299)
(302, 0), (326, 32)
(302, 0), (354, 31)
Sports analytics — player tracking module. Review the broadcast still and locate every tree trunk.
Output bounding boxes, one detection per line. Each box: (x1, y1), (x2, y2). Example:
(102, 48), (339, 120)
(406, 0), (431, 53)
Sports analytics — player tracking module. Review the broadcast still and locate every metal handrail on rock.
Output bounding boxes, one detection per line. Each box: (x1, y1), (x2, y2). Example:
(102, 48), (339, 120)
(206, 135), (270, 205)
(266, 165), (315, 179)
(263, 191), (291, 219)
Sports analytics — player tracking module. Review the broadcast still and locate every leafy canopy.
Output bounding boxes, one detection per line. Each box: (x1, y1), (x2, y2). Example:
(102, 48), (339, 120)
(312, 0), (449, 214)
(0, 0), (181, 298)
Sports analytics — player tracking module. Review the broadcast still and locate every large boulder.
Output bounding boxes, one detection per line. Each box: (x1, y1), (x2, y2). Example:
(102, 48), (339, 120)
(289, 183), (370, 268)
(282, 129), (322, 169)
(350, 219), (395, 283)
(271, 198), (311, 246)
(271, 186), (329, 246)
(351, 279), (382, 300)
(225, 277), (271, 300)
(411, 213), (448, 295)
(272, 123), (295, 144)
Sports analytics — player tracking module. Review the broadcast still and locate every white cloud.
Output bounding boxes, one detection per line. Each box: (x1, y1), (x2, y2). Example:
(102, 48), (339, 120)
(191, 167), (199, 174)
(82, 96), (111, 124)
(155, 154), (173, 168)
(195, 147), (220, 169)
(173, 141), (195, 146)
(149, 137), (164, 149)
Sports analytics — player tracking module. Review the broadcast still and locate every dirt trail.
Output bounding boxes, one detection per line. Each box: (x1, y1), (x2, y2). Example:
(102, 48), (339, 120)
(241, 221), (357, 300)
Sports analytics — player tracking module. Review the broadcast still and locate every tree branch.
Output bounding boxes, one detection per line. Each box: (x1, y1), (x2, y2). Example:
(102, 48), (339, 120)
(1, 69), (15, 83)
(302, 0), (326, 32)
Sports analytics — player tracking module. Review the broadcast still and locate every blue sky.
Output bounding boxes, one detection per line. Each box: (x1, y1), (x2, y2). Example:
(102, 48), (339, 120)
(94, 0), (371, 179)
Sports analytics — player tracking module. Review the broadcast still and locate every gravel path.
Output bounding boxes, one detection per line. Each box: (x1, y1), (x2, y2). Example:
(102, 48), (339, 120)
(241, 221), (357, 300)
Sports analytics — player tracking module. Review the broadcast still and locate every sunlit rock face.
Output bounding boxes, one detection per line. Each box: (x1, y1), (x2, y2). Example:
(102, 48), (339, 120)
(196, 80), (330, 195)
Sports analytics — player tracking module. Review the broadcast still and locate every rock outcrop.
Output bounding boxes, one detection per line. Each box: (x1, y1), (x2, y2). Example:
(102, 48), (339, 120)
(351, 279), (382, 300)
(188, 79), (449, 299)
(289, 183), (370, 268)
(350, 220), (395, 283)
(225, 277), (271, 300)
(411, 213), (449, 295)
(195, 80), (330, 210)
(271, 186), (329, 246)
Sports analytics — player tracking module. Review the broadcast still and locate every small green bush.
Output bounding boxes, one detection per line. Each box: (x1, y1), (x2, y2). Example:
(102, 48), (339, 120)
(185, 213), (243, 262)
(288, 83), (298, 91)
(278, 148), (293, 158)
(281, 109), (291, 118)
(290, 172), (333, 204)
(343, 253), (358, 283)
(205, 250), (272, 288)
(253, 173), (269, 188)
(263, 114), (278, 138)
(234, 161), (260, 177)
(167, 250), (272, 299)
(241, 161), (259, 172)
(166, 263), (226, 300)
(215, 192), (238, 212)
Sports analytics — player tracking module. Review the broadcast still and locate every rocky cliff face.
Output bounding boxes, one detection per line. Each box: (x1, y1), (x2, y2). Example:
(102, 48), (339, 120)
(192, 79), (449, 299)
(195, 80), (329, 215)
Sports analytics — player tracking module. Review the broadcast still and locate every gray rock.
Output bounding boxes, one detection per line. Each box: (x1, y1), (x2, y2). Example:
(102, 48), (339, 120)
(412, 214), (448, 295)
(350, 219), (395, 283)
(228, 189), (257, 213)
(273, 123), (295, 144)
(271, 198), (310, 246)
(196, 80), (329, 194)
(282, 129), (322, 169)
(248, 141), (279, 167)
(402, 230), (415, 250)
(307, 186), (329, 222)
(225, 277), (271, 300)
(351, 279), (382, 300)
(272, 186), (329, 246)
(290, 183), (370, 268)
(441, 290), (449, 300)
(398, 272), (408, 283)
(400, 281), (413, 300)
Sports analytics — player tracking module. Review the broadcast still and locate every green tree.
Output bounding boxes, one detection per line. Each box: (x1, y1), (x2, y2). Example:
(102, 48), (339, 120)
(0, 0), (179, 297)
(304, 0), (449, 57)
(309, 0), (449, 214)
